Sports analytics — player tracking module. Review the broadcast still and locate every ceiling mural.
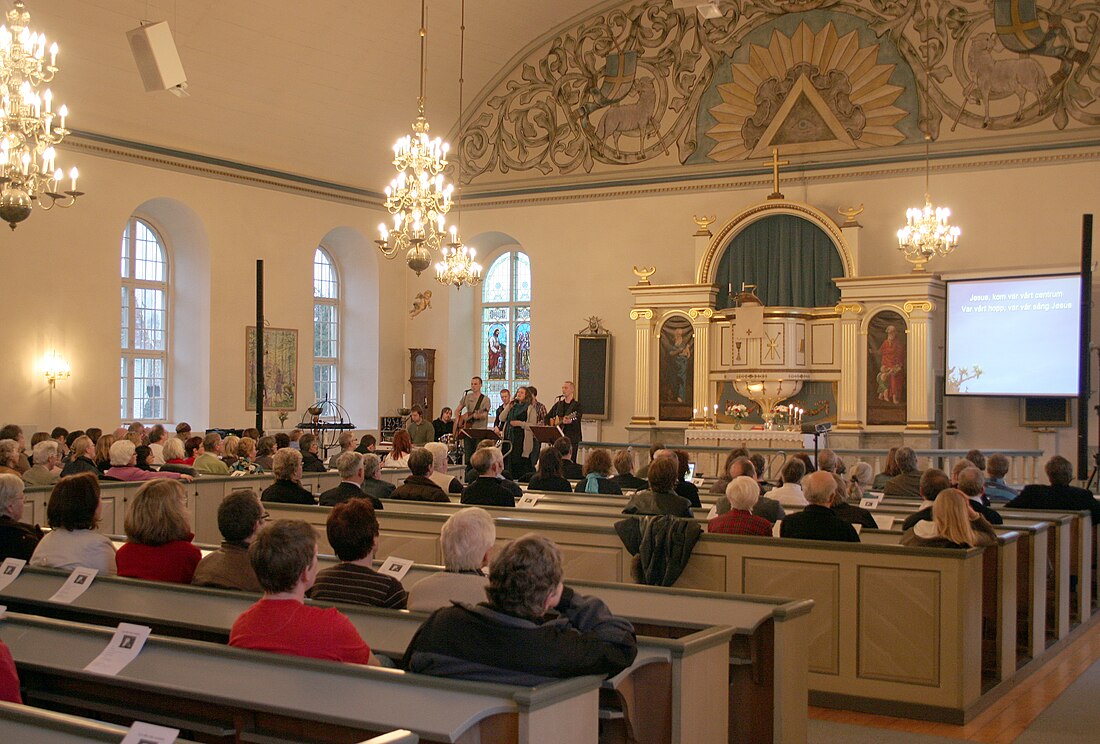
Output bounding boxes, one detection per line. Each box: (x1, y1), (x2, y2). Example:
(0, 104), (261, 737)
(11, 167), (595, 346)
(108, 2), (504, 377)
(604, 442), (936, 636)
(460, 0), (1100, 184)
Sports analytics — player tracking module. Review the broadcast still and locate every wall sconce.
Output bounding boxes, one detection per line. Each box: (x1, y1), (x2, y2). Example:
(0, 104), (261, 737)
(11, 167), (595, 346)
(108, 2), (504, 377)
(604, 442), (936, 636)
(43, 351), (71, 388)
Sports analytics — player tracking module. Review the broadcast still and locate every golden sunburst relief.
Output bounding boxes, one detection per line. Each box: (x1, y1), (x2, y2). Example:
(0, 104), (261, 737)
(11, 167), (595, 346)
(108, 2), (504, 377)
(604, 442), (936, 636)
(707, 22), (908, 161)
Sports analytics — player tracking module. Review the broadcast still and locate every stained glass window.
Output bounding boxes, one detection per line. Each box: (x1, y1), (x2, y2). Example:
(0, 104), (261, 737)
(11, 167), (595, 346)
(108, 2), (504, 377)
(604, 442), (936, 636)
(480, 251), (531, 400)
(120, 217), (168, 421)
(313, 247), (339, 403)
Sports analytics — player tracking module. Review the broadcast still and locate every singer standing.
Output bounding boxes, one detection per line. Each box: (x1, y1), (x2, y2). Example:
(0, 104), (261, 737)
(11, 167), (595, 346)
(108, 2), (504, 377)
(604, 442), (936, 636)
(455, 377), (492, 465)
(547, 381), (583, 461)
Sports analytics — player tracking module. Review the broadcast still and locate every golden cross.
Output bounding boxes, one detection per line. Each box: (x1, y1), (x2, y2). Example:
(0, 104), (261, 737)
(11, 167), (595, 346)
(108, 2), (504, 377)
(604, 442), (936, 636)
(761, 147), (789, 200)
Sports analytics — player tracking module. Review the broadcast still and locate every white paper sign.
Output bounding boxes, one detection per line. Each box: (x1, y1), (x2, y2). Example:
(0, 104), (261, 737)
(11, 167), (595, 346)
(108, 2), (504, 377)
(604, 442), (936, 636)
(84, 622), (152, 676)
(691, 477), (704, 487)
(518, 493), (540, 507)
(873, 515), (896, 531)
(706, 503), (719, 520)
(852, 524), (863, 534)
(120, 720), (179, 744)
(0, 558), (26, 591)
(860, 498), (879, 510)
(48, 567), (98, 603)
(771, 520), (783, 537)
(378, 556), (414, 582)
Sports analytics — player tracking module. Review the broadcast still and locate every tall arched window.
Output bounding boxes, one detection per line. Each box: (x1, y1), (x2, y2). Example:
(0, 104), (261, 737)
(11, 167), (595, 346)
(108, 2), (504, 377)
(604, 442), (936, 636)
(480, 250), (531, 399)
(313, 247), (339, 403)
(120, 217), (169, 421)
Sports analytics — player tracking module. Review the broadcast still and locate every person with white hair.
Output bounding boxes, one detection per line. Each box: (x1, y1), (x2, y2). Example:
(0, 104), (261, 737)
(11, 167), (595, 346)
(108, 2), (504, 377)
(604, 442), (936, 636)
(708, 476), (772, 536)
(319, 451), (383, 509)
(23, 440), (61, 487)
(779, 471), (859, 542)
(408, 507), (496, 611)
(424, 441), (463, 494)
(104, 440), (190, 482)
(846, 461), (874, 502)
(0, 473), (41, 560)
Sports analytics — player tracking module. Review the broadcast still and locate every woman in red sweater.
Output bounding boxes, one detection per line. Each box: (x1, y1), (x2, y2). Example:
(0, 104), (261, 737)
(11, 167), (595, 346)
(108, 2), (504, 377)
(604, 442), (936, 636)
(116, 479), (201, 583)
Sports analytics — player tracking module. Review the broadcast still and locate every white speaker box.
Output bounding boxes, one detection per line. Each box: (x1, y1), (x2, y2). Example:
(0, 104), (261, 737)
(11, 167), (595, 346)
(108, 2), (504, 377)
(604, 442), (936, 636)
(126, 21), (188, 95)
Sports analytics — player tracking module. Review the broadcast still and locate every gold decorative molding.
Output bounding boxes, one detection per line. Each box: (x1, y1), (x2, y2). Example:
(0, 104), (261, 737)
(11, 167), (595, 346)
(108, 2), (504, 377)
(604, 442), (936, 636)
(629, 417), (657, 426)
(629, 308), (655, 321)
(835, 302), (864, 315)
(688, 307), (715, 320)
(837, 204), (864, 227)
(632, 266), (656, 285)
(693, 215), (715, 237)
(903, 300), (935, 315)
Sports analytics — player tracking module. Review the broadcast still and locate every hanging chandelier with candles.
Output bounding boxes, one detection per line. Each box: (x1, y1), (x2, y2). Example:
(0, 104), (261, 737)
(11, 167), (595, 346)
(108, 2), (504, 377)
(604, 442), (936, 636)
(376, 0), (453, 276)
(896, 5), (959, 272)
(0, 0), (81, 230)
(433, 0), (481, 290)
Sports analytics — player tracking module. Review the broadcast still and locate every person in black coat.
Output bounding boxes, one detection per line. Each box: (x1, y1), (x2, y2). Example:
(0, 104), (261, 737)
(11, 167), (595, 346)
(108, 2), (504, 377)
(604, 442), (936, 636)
(1008, 455), (1100, 524)
(320, 452), (383, 509)
(0, 474), (41, 561)
(780, 471), (859, 542)
(261, 449), (315, 505)
(526, 449), (572, 493)
(299, 434), (328, 473)
(390, 449), (450, 503)
(60, 435), (100, 479)
(461, 448), (517, 507)
(552, 437), (583, 481)
(611, 449), (647, 492)
(671, 450), (701, 508)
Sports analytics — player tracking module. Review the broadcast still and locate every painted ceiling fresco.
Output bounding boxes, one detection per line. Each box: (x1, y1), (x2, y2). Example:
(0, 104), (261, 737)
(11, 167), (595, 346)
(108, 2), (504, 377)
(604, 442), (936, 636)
(460, 0), (1100, 185)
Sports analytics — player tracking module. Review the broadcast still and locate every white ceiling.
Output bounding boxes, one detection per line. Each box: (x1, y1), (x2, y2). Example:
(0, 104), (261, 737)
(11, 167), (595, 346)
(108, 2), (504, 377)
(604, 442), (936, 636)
(29, 0), (601, 190)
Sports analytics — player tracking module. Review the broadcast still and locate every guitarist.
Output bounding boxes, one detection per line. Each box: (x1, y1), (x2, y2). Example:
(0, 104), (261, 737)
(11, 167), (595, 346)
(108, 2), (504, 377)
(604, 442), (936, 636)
(454, 376), (492, 466)
(547, 380), (583, 460)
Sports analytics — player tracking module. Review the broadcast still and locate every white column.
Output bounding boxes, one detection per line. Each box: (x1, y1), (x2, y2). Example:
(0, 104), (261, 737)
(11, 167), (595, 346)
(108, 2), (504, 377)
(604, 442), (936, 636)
(835, 303), (863, 429)
(630, 308), (656, 425)
(689, 308), (714, 425)
(903, 300), (936, 429)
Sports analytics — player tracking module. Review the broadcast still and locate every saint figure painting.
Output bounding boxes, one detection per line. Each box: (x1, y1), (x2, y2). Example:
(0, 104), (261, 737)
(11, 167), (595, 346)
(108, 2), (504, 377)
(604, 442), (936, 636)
(659, 316), (694, 421)
(866, 311), (907, 425)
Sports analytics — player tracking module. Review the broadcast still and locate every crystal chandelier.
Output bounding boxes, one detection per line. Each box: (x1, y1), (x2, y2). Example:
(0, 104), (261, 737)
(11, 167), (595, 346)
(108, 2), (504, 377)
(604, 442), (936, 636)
(896, 18), (959, 272)
(376, 0), (453, 276)
(0, 1), (81, 230)
(434, 0), (481, 290)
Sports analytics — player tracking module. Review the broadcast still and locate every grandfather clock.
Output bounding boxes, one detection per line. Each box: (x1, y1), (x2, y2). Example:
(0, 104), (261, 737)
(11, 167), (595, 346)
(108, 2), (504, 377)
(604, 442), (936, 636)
(409, 348), (436, 417)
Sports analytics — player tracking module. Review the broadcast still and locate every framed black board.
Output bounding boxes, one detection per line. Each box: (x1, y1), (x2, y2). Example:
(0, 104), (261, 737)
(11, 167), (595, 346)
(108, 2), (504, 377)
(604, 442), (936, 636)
(574, 334), (610, 420)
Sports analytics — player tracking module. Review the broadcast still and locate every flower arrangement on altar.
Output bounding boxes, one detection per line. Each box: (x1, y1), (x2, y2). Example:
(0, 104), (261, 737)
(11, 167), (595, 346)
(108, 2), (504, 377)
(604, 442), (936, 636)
(725, 402), (749, 429)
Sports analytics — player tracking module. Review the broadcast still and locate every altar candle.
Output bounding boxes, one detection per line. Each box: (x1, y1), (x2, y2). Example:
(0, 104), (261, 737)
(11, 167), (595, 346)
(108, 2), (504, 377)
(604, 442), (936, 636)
(403, 393), (407, 408)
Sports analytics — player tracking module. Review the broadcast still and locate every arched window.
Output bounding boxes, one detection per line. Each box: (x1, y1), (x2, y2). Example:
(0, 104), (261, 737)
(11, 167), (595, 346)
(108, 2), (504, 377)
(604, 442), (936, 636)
(313, 247), (339, 403)
(120, 217), (169, 421)
(480, 250), (531, 399)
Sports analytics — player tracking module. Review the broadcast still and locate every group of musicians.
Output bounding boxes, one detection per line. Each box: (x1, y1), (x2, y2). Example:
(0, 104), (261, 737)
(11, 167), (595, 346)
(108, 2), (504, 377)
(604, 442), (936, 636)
(445, 376), (582, 478)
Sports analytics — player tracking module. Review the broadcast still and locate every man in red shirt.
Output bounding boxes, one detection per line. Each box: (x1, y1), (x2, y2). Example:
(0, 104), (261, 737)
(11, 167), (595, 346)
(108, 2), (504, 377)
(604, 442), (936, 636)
(708, 476), (773, 537)
(229, 520), (378, 666)
(0, 639), (20, 703)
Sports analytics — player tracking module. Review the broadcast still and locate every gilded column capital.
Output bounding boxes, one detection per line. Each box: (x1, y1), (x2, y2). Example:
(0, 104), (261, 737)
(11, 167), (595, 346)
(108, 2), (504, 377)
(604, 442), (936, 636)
(629, 308), (654, 321)
(835, 302), (863, 315)
(687, 307), (714, 320)
(903, 300), (935, 315)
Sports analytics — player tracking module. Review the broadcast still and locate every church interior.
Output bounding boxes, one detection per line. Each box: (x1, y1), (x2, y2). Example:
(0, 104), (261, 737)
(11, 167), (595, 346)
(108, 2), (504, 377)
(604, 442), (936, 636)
(2, 0), (1100, 742)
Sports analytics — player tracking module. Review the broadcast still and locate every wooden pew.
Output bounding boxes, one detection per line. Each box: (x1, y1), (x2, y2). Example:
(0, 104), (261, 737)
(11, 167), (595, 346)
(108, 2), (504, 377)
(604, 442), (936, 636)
(1, 611), (602, 744)
(0, 701), (202, 744)
(0, 567), (746, 744)
(262, 501), (989, 723)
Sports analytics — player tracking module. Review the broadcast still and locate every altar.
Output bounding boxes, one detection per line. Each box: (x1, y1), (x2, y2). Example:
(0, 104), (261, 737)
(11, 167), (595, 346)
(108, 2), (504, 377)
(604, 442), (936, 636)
(626, 182), (945, 452)
(684, 429), (818, 478)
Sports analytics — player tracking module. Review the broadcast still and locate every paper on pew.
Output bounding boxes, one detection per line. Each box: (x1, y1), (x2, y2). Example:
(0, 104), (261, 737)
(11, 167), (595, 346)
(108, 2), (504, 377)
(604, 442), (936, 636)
(860, 497), (879, 510)
(48, 566), (97, 603)
(872, 515), (895, 531)
(378, 556), (415, 582)
(518, 493), (540, 507)
(706, 503), (718, 520)
(852, 524), (862, 534)
(84, 622), (152, 676)
(121, 721), (179, 744)
(771, 520), (782, 537)
(0, 557), (25, 591)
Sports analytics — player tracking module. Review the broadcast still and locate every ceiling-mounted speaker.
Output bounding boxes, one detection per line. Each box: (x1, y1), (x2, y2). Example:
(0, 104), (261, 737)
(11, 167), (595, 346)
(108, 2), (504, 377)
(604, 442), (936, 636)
(126, 21), (189, 97)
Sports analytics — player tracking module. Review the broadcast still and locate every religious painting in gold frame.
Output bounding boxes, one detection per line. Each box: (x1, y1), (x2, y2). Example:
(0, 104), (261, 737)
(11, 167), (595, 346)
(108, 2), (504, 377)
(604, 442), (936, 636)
(866, 311), (907, 425)
(658, 316), (694, 421)
(246, 326), (298, 411)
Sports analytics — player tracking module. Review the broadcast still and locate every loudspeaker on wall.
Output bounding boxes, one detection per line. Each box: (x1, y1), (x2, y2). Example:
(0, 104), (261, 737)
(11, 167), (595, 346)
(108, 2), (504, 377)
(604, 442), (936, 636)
(126, 21), (188, 96)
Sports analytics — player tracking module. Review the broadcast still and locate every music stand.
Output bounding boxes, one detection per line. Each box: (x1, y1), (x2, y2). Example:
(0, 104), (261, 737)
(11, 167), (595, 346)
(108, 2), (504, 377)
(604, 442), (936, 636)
(461, 427), (501, 443)
(530, 425), (564, 446)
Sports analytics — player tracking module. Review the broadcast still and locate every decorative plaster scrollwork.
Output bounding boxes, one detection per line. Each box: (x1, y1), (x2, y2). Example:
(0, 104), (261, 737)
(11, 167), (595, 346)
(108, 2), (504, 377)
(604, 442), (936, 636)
(629, 308), (654, 321)
(835, 302), (864, 315)
(687, 307), (715, 319)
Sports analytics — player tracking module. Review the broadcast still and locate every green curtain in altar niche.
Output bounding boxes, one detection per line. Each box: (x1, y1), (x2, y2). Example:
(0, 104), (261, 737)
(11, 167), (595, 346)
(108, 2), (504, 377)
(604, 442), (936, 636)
(714, 215), (844, 309)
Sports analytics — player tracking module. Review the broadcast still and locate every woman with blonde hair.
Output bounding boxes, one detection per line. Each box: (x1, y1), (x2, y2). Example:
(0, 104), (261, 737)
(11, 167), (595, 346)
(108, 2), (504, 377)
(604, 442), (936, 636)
(116, 479), (201, 583)
(94, 434), (115, 473)
(232, 436), (264, 474)
(900, 488), (997, 549)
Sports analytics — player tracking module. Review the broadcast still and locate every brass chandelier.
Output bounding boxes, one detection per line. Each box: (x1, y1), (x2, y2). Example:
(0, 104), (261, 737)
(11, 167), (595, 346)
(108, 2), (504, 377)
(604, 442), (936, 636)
(0, 0), (81, 230)
(896, 8), (959, 272)
(434, 0), (481, 290)
(376, 0), (453, 275)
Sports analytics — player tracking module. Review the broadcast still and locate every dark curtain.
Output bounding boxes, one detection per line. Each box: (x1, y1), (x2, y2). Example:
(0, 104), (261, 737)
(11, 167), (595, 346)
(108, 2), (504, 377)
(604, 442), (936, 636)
(714, 215), (844, 309)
